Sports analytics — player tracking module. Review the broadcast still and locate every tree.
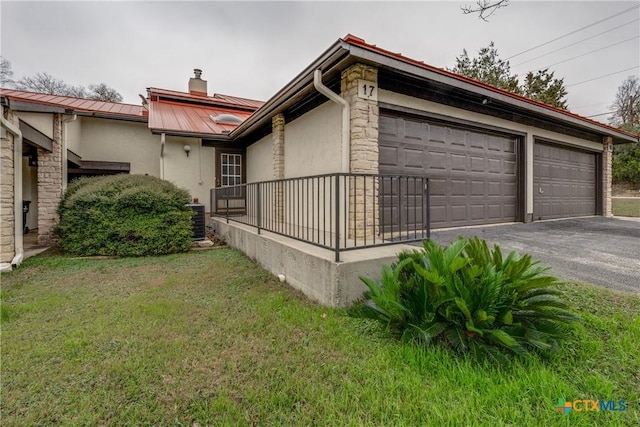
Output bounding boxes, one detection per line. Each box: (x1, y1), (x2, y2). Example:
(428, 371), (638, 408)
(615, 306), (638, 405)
(609, 76), (640, 186)
(450, 42), (520, 93)
(521, 69), (568, 109)
(609, 75), (640, 132)
(88, 83), (123, 102)
(1, 57), (14, 87)
(461, 0), (509, 21)
(450, 43), (569, 109)
(14, 71), (123, 102)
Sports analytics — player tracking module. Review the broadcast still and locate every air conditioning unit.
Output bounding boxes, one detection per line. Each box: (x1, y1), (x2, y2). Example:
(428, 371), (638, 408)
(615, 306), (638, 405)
(186, 203), (206, 241)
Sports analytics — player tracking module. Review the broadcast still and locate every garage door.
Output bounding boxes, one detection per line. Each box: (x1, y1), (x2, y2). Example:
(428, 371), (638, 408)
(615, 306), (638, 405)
(533, 142), (597, 220)
(379, 114), (519, 229)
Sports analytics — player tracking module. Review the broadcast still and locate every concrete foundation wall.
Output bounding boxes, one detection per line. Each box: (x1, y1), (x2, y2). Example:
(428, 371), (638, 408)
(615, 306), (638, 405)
(247, 134), (273, 183)
(284, 101), (342, 178)
(212, 217), (413, 307)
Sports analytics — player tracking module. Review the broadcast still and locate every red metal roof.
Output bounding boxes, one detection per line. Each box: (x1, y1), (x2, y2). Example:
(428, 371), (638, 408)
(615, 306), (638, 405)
(148, 87), (264, 110)
(341, 34), (639, 140)
(148, 99), (254, 135)
(0, 88), (145, 118)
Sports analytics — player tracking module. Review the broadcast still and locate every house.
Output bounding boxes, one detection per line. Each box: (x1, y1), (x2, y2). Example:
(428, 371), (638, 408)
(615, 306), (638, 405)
(0, 73), (262, 269)
(2, 35), (637, 304)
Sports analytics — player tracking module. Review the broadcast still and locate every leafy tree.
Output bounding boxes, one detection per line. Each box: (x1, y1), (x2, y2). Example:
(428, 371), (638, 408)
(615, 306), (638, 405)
(461, 0), (509, 21)
(521, 69), (568, 109)
(1, 57), (14, 87)
(14, 71), (123, 102)
(450, 43), (569, 109)
(450, 42), (520, 93)
(88, 83), (123, 102)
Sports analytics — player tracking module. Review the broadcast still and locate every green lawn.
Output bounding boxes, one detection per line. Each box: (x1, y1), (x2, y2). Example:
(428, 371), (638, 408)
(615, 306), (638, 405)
(1, 249), (639, 426)
(613, 198), (640, 217)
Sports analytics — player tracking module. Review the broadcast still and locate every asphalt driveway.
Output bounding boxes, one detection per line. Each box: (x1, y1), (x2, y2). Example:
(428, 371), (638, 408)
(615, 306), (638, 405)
(425, 217), (640, 293)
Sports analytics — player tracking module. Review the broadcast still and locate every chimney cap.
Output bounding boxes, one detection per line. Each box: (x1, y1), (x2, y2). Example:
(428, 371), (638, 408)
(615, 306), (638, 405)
(194, 69), (202, 79)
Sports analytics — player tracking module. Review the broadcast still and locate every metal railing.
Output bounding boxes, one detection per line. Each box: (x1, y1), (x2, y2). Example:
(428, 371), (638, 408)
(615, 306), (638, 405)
(211, 173), (430, 261)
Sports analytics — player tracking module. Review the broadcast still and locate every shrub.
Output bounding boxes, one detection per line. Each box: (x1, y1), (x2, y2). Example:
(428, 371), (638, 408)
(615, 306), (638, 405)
(613, 141), (640, 185)
(353, 237), (580, 360)
(56, 174), (193, 257)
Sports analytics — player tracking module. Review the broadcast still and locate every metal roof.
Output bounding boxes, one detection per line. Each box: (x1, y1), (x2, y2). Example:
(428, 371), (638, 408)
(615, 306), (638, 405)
(148, 87), (264, 110)
(148, 99), (254, 135)
(0, 88), (145, 118)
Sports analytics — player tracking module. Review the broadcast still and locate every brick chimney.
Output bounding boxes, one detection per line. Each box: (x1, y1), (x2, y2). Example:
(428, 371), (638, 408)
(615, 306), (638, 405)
(188, 69), (207, 96)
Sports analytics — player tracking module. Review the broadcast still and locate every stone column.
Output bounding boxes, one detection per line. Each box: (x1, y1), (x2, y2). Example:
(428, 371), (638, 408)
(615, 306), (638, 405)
(602, 136), (613, 217)
(272, 114), (285, 226)
(340, 63), (379, 241)
(0, 109), (18, 263)
(37, 114), (64, 245)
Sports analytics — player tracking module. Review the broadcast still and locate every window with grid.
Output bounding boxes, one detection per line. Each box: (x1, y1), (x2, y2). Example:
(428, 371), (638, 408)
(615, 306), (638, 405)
(221, 153), (242, 197)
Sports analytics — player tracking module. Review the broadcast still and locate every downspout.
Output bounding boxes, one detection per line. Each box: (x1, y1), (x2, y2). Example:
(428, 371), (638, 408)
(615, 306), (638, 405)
(62, 114), (77, 192)
(160, 133), (165, 179)
(313, 69), (350, 172)
(1, 106), (24, 268)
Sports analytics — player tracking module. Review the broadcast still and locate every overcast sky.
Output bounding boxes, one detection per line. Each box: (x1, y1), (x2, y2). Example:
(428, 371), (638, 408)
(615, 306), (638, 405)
(1, 1), (638, 122)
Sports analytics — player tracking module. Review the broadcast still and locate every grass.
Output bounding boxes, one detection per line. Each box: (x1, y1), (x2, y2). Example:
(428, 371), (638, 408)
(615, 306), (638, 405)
(613, 198), (640, 217)
(1, 248), (639, 426)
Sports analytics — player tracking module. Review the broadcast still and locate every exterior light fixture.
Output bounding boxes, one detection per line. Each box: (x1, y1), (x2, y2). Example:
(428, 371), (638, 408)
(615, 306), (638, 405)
(183, 144), (192, 157)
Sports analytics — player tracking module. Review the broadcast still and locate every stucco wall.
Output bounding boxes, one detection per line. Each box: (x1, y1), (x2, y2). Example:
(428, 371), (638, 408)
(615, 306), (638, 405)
(19, 112), (54, 139)
(247, 134), (272, 183)
(79, 117), (160, 176)
(284, 101), (342, 178)
(21, 157), (38, 231)
(163, 136), (215, 211)
(378, 90), (604, 217)
(65, 117), (82, 155)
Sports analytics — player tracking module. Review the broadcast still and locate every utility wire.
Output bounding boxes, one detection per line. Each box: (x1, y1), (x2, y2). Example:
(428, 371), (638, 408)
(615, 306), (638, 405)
(505, 4), (640, 60)
(539, 36), (639, 69)
(512, 19), (640, 67)
(566, 66), (640, 87)
(586, 111), (617, 118)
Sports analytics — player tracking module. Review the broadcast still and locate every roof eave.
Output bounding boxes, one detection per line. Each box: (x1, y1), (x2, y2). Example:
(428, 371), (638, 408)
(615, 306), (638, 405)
(149, 128), (233, 140)
(344, 43), (637, 144)
(231, 39), (351, 139)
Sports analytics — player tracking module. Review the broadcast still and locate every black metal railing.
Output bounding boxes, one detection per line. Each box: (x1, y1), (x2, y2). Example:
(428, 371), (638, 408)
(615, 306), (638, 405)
(211, 173), (430, 261)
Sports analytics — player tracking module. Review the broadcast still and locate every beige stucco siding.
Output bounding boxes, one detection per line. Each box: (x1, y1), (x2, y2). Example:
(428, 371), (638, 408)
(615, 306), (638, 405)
(284, 101), (342, 178)
(21, 158), (38, 231)
(163, 136), (215, 211)
(79, 117), (159, 176)
(65, 117), (82, 155)
(247, 134), (272, 183)
(378, 90), (604, 217)
(19, 112), (54, 139)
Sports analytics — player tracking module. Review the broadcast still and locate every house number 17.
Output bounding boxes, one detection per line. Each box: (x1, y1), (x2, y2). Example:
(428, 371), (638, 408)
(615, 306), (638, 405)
(357, 79), (378, 101)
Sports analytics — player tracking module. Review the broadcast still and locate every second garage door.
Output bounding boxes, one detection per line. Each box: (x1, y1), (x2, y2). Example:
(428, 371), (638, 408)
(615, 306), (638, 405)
(533, 141), (598, 220)
(379, 114), (519, 229)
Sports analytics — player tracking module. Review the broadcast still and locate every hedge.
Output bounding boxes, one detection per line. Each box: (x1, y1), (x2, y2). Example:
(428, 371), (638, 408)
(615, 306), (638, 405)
(56, 174), (193, 257)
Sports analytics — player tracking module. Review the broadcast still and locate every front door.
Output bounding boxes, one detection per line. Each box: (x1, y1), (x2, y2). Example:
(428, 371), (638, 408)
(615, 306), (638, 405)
(215, 149), (246, 214)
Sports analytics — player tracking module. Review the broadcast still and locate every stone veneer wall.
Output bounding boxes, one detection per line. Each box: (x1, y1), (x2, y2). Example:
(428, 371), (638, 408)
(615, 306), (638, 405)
(602, 136), (613, 217)
(0, 109), (18, 263)
(37, 114), (63, 246)
(272, 114), (285, 223)
(341, 63), (379, 240)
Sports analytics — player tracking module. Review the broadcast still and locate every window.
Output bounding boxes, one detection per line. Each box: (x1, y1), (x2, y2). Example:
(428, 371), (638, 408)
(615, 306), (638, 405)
(221, 153), (242, 196)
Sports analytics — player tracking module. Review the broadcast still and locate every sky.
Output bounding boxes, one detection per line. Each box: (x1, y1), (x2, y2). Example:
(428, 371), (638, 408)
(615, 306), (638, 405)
(1, 1), (639, 123)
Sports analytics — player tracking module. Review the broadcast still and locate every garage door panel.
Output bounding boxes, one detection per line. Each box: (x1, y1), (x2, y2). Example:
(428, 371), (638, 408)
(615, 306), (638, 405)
(379, 114), (518, 229)
(534, 142), (596, 220)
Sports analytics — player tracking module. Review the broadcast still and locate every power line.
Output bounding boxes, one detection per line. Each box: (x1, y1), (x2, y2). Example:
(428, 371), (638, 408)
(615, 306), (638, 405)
(505, 4), (640, 60)
(512, 18), (640, 68)
(566, 66), (640, 87)
(539, 36), (639, 69)
(586, 111), (617, 118)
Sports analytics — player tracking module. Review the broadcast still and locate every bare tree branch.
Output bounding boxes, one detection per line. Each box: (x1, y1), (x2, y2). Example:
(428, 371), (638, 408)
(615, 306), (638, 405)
(461, 0), (510, 22)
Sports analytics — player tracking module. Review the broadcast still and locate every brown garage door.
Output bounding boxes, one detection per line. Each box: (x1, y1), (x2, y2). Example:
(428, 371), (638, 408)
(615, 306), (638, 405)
(379, 114), (519, 229)
(533, 142), (597, 220)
